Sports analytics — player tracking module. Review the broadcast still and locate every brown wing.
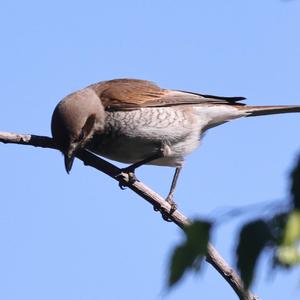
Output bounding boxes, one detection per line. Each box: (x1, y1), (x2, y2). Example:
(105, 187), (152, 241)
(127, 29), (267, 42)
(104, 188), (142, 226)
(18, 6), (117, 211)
(89, 78), (246, 110)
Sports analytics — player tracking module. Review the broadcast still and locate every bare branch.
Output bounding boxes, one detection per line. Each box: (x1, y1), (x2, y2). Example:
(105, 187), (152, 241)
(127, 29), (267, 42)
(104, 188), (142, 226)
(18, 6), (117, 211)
(0, 131), (258, 300)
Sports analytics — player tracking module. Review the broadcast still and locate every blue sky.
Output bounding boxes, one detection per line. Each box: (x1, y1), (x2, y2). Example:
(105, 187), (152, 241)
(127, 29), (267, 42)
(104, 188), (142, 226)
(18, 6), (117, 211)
(1, 0), (300, 299)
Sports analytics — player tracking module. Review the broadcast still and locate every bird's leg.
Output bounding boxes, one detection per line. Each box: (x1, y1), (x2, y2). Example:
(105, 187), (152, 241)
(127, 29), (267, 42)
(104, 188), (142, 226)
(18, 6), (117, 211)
(154, 166), (181, 222)
(121, 152), (163, 174)
(117, 147), (165, 189)
(152, 166), (182, 222)
(165, 166), (182, 211)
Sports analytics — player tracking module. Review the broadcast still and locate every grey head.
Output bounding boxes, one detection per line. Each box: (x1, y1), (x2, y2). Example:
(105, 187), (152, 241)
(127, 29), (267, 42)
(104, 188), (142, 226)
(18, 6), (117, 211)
(51, 87), (105, 173)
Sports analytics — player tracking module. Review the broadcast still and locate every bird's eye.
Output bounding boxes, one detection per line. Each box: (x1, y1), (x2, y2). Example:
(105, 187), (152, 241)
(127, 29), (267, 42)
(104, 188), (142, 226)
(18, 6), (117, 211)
(78, 131), (85, 140)
(75, 115), (96, 143)
(73, 131), (85, 143)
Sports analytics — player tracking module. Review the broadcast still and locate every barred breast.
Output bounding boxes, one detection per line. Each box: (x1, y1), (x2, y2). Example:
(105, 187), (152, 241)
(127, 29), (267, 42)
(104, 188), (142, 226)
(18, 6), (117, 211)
(87, 106), (202, 167)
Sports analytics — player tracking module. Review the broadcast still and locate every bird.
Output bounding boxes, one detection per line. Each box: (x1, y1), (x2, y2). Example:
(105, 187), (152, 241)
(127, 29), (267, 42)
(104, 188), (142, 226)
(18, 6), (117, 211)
(51, 78), (300, 211)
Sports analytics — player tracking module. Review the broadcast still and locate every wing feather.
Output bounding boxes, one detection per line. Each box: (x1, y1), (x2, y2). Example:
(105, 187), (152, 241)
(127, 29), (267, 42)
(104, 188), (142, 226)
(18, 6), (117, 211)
(89, 79), (246, 111)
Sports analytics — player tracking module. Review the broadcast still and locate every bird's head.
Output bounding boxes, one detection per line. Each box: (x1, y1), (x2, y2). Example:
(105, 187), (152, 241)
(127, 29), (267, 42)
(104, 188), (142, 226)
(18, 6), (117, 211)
(51, 88), (105, 173)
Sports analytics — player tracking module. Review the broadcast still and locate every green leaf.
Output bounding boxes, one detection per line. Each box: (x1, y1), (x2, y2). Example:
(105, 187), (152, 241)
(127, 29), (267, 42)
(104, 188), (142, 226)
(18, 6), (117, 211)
(277, 246), (300, 266)
(168, 220), (211, 287)
(282, 210), (300, 246)
(276, 210), (300, 267)
(290, 156), (300, 209)
(184, 220), (211, 252)
(236, 220), (271, 288)
(168, 244), (196, 286)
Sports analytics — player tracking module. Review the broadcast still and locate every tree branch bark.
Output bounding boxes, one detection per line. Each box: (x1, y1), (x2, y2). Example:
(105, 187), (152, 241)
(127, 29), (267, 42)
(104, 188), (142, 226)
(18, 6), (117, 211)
(0, 131), (258, 300)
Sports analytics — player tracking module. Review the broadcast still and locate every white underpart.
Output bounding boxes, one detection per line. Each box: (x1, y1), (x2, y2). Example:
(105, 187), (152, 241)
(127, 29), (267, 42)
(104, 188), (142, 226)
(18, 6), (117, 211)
(91, 105), (247, 167)
(193, 105), (247, 129)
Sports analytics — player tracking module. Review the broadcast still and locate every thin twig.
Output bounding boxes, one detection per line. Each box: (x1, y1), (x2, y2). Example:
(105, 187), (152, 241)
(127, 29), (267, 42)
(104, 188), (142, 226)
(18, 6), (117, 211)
(0, 131), (258, 300)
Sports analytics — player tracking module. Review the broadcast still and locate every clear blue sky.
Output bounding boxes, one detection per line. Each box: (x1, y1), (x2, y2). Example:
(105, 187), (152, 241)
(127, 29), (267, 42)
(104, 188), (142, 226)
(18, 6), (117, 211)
(1, 0), (300, 299)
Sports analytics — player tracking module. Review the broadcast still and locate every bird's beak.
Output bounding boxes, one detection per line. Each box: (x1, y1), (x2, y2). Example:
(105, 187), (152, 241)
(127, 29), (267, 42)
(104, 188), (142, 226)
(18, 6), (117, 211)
(64, 151), (75, 174)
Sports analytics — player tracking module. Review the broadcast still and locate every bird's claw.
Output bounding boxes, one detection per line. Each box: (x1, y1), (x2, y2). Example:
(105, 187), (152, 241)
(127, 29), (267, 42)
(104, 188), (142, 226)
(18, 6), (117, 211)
(161, 211), (174, 222)
(153, 196), (177, 222)
(166, 195), (177, 214)
(118, 182), (127, 190)
(116, 168), (138, 189)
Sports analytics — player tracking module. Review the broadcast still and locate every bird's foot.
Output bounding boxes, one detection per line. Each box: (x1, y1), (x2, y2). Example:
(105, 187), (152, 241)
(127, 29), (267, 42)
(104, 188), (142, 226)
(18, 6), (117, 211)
(166, 195), (177, 214)
(153, 195), (177, 222)
(116, 167), (138, 190)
